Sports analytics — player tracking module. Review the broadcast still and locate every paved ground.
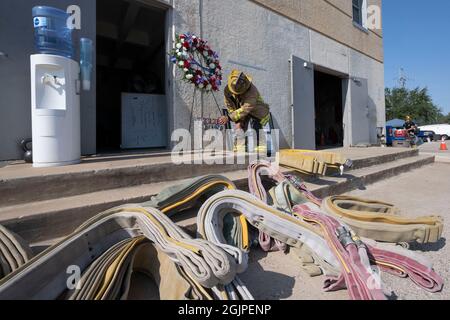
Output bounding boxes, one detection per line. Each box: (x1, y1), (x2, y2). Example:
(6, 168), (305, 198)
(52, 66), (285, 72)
(242, 162), (450, 300)
(419, 141), (450, 163)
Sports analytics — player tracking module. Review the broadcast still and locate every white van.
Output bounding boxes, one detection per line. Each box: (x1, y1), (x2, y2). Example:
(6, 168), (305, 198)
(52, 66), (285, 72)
(418, 124), (450, 140)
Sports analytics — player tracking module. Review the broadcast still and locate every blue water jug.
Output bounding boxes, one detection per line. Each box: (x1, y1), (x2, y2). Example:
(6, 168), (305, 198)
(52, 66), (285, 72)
(32, 6), (74, 59)
(80, 38), (93, 90)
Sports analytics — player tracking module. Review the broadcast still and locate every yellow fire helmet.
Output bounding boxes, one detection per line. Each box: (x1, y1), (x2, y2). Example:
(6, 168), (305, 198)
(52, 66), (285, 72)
(228, 70), (252, 95)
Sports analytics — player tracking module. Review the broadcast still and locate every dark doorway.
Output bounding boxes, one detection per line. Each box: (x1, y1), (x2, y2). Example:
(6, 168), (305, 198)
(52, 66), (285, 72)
(314, 70), (344, 149)
(96, 0), (167, 152)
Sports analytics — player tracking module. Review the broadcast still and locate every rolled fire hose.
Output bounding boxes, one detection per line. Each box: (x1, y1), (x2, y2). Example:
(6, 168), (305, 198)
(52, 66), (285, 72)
(279, 149), (351, 176)
(250, 160), (444, 244)
(197, 190), (341, 271)
(321, 196), (443, 244)
(0, 206), (241, 299)
(143, 175), (250, 252)
(77, 206), (239, 287)
(0, 175), (255, 300)
(0, 225), (34, 279)
(65, 236), (241, 300)
(276, 185), (444, 293)
(247, 162), (289, 252)
(141, 175), (254, 300)
(293, 204), (386, 300)
(144, 175), (236, 214)
(66, 237), (209, 300)
(247, 161), (444, 294)
(197, 190), (390, 299)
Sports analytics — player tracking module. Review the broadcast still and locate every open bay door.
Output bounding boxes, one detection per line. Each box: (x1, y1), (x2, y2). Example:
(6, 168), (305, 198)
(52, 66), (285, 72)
(350, 77), (370, 145)
(291, 56), (316, 150)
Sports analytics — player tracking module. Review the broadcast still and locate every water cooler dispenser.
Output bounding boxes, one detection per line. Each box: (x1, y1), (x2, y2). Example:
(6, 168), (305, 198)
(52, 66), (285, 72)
(30, 6), (92, 167)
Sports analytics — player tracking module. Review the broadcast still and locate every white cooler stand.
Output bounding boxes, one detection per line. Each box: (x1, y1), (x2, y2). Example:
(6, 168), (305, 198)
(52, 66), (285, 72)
(30, 54), (81, 167)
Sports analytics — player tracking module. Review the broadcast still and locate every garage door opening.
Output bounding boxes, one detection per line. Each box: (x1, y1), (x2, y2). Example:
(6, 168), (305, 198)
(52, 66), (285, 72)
(314, 70), (344, 149)
(96, 0), (168, 153)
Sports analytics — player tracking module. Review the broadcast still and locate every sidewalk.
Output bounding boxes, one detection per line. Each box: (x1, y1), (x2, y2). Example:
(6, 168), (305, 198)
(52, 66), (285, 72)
(419, 141), (450, 163)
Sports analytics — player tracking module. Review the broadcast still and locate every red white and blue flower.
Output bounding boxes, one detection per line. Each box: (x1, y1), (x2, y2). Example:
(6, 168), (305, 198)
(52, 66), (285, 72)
(170, 33), (222, 92)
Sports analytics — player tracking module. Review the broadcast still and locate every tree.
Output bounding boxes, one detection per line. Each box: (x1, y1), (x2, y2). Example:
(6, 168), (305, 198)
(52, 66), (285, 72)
(385, 86), (444, 125)
(437, 112), (450, 124)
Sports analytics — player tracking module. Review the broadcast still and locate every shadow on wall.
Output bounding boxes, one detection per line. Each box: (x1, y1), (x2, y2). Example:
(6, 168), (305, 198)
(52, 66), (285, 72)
(270, 116), (289, 149)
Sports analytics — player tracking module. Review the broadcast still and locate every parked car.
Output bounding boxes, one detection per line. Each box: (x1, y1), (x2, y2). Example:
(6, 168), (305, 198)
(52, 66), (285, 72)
(418, 130), (436, 142)
(418, 124), (450, 140)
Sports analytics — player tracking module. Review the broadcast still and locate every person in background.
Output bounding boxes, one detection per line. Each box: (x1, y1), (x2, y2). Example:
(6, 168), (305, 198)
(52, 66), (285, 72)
(218, 70), (271, 152)
(403, 116), (417, 135)
(403, 116), (418, 146)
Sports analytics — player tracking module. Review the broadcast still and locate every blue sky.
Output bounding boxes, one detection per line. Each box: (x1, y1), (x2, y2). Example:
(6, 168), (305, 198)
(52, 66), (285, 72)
(383, 0), (450, 113)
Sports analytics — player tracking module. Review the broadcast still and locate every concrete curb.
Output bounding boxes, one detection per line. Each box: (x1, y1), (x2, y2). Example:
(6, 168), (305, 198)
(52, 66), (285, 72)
(311, 155), (435, 199)
(0, 159), (249, 206)
(0, 155), (435, 244)
(349, 148), (419, 170)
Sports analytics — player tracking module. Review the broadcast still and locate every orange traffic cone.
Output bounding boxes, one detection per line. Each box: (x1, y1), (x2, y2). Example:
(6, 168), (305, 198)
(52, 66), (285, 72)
(439, 137), (448, 151)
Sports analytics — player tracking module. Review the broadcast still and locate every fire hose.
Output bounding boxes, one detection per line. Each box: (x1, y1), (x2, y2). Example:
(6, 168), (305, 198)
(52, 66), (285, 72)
(321, 196), (443, 244)
(0, 168), (443, 299)
(279, 149), (352, 176)
(196, 190), (393, 299)
(197, 190), (341, 272)
(144, 175), (250, 252)
(0, 225), (34, 279)
(293, 204), (385, 299)
(249, 160), (443, 245)
(0, 206), (249, 300)
(247, 161), (443, 296)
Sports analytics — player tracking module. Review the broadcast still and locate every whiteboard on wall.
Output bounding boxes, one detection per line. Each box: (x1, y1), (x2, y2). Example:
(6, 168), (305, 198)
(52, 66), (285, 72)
(121, 93), (168, 149)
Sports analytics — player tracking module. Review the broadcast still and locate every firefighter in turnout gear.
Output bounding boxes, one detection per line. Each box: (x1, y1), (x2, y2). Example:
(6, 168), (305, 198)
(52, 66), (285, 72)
(218, 70), (271, 152)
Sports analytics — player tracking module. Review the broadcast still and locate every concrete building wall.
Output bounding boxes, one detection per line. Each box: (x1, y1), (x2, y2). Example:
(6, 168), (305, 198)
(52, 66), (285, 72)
(0, 0), (385, 160)
(171, 0), (311, 148)
(328, 0), (383, 37)
(170, 0), (385, 148)
(0, 0), (96, 161)
(349, 48), (386, 143)
(250, 0), (383, 62)
(310, 30), (349, 75)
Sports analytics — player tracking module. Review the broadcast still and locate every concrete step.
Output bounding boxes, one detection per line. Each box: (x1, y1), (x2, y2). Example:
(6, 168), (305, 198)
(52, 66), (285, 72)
(0, 153), (250, 206)
(170, 154), (437, 235)
(304, 154), (435, 199)
(0, 148), (419, 207)
(0, 169), (253, 243)
(0, 154), (434, 244)
(347, 148), (419, 170)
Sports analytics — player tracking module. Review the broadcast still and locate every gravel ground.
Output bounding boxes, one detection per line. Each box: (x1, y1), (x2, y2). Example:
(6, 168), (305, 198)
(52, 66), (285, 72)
(242, 163), (450, 300)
